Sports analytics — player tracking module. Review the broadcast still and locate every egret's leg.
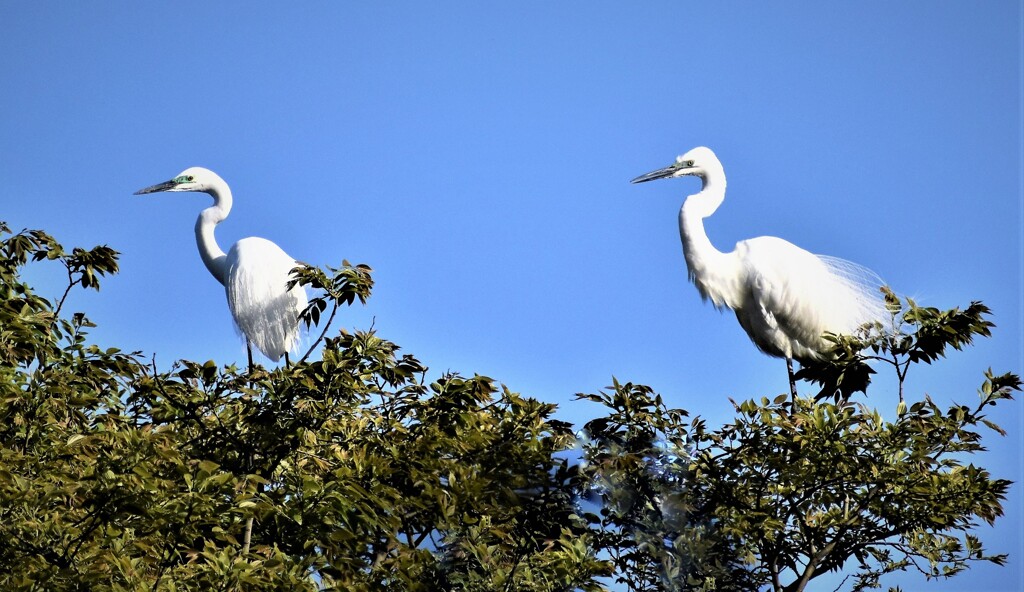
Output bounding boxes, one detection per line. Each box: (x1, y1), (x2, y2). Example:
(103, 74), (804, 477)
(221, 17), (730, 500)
(246, 342), (254, 372)
(786, 358), (797, 401)
(284, 352), (290, 367)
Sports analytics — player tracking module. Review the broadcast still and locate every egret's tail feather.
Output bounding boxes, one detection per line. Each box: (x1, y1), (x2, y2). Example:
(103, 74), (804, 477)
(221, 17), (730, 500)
(818, 254), (891, 333)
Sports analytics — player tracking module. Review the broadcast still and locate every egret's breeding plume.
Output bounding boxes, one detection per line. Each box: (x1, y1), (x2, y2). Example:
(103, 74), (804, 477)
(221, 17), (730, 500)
(632, 147), (887, 397)
(135, 167), (308, 366)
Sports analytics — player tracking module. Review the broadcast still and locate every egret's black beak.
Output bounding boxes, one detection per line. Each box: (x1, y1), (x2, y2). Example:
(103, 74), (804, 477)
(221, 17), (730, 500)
(134, 180), (178, 195)
(631, 162), (696, 184)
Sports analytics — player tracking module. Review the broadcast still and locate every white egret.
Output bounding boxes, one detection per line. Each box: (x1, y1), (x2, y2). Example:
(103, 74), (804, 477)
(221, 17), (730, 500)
(135, 167), (308, 367)
(632, 147), (887, 397)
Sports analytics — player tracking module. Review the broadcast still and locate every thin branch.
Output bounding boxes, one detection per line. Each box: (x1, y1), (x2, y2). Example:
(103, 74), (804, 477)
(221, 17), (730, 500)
(298, 301), (339, 365)
(829, 574), (851, 592)
(770, 557), (783, 592)
(52, 263), (79, 320)
(241, 516), (254, 556)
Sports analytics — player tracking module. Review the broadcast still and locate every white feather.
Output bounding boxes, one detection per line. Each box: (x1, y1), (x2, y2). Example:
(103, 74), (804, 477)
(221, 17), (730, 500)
(225, 238), (307, 361)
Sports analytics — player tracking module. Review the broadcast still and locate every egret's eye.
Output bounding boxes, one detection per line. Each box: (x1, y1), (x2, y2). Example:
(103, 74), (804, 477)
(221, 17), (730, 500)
(187, 176), (194, 182)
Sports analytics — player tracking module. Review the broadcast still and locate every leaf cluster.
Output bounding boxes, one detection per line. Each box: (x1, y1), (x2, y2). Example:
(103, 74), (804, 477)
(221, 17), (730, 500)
(797, 287), (996, 402)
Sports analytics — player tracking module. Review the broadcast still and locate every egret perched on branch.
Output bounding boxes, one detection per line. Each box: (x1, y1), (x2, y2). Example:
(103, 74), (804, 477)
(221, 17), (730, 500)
(135, 167), (308, 367)
(632, 147), (886, 397)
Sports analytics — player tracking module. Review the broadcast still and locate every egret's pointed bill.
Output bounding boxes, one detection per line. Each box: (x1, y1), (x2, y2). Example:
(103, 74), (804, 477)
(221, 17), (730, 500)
(134, 180), (178, 195)
(631, 162), (693, 184)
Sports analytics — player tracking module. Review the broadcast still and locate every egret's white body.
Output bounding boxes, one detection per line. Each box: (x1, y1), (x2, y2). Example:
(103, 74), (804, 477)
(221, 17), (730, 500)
(136, 167), (307, 362)
(632, 147), (886, 389)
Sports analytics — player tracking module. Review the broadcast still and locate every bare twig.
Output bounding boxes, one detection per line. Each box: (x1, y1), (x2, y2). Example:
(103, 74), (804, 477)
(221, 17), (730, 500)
(298, 301), (338, 365)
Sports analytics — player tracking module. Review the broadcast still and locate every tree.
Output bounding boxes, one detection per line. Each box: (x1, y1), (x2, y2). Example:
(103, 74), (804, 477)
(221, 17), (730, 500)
(0, 223), (608, 591)
(1, 222), (1015, 592)
(578, 293), (1018, 591)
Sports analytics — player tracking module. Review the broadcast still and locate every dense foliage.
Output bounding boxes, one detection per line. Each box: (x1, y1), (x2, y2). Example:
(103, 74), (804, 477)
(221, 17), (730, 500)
(578, 295), (1018, 592)
(0, 223), (1017, 592)
(0, 224), (606, 591)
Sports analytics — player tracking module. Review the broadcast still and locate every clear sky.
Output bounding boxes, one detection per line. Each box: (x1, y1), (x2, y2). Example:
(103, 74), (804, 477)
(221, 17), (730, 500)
(2, 2), (1021, 590)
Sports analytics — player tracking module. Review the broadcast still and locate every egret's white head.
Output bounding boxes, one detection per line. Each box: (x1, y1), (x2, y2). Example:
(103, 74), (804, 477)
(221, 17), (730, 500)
(631, 146), (723, 185)
(134, 167), (224, 195)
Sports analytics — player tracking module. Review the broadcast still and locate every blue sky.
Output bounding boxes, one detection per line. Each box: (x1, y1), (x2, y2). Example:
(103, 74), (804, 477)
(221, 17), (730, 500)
(2, 2), (1021, 590)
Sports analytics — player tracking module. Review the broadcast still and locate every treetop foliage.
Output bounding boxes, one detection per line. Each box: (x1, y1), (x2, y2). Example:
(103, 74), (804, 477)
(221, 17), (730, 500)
(0, 223), (1017, 592)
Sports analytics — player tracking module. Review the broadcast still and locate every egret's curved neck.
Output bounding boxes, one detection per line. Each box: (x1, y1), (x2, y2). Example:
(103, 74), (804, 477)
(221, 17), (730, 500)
(194, 181), (232, 286)
(678, 175), (741, 308)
